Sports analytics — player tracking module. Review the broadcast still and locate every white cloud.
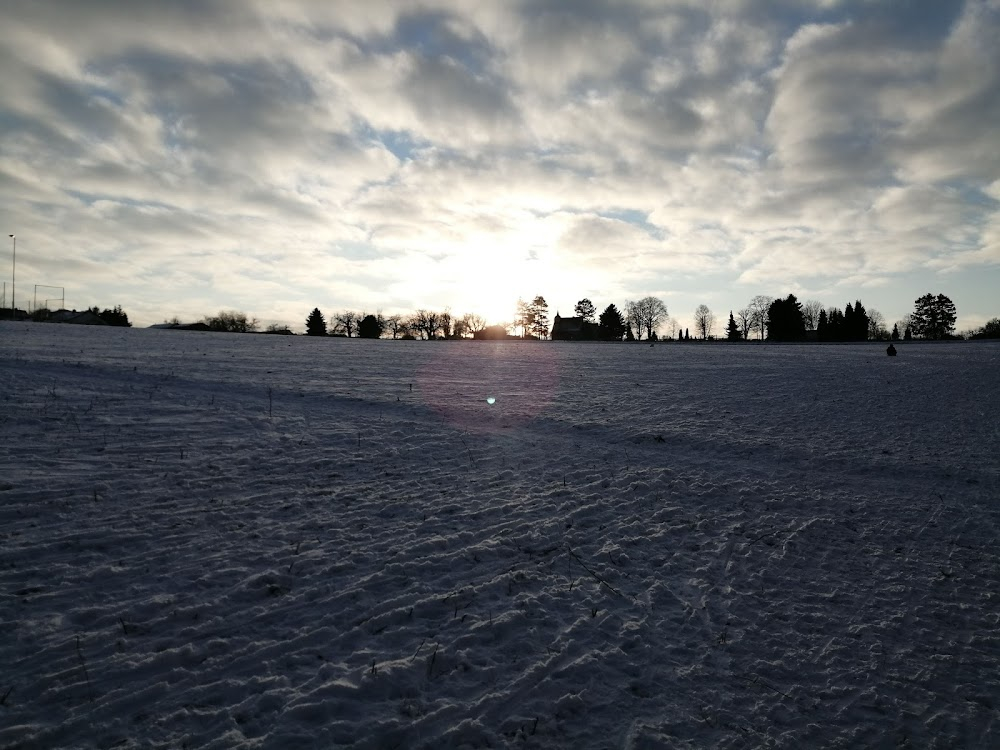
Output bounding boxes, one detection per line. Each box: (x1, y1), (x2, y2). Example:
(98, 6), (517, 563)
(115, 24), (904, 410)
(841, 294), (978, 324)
(0, 0), (996, 332)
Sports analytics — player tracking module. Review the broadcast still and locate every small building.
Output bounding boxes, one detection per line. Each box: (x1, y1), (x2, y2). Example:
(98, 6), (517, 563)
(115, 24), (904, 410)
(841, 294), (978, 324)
(149, 322), (212, 331)
(551, 314), (599, 341)
(49, 309), (107, 325)
(473, 325), (514, 341)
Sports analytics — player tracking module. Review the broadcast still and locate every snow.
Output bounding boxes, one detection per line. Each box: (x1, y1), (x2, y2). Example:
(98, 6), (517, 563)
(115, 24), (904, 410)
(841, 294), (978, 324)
(2, 322), (998, 749)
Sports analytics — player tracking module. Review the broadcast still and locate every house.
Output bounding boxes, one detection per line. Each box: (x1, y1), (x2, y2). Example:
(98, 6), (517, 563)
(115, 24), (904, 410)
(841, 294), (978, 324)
(148, 322), (212, 331)
(49, 309), (107, 325)
(550, 314), (599, 341)
(472, 325), (515, 340)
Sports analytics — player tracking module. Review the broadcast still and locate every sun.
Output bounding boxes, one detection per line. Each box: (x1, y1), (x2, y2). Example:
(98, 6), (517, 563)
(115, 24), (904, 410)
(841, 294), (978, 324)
(455, 254), (530, 326)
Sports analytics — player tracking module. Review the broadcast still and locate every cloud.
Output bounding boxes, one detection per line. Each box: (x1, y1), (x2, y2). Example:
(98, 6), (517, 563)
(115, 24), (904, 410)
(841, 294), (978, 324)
(0, 0), (996, 332)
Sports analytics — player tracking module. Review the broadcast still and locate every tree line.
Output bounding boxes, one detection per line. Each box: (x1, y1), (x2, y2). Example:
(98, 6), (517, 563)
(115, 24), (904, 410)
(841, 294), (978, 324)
(57, 292), (996, 341)
(296, 291), (988, 342)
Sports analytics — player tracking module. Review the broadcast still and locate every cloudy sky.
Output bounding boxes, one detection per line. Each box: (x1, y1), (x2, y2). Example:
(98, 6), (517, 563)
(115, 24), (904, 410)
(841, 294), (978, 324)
(2, 0), (998, 333)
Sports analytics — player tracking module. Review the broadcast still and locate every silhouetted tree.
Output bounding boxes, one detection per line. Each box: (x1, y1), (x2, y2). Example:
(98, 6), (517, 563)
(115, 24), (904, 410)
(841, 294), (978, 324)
(385, 314), (405, 339)
(968, 318), (1000, 339)
(800, 300), (823, 331)
(766, 294), (806, 341)
(726, 311), (741, 341)
(843, 300), (869, 341)
(891, 323), (900, 341)
(625, 322), (636, 341)
(574, 298), (596, 322)
(736, 307), (752, 341)
(626, 296), (668, 340)
(334, 310), (359, 337)
(823, 307), (845, 341)
(748, 295), (772, 340)
(411, 309), (442, 339)
(867, 309), (887, 340)
(684, 328), (690, 341)
(911, 293), (957, 339)
(305, 308), (327, 336)
(462, 313), (487, 336)
(439, 309), (454, 339)
(694, 304), (716, 340)
(598, 304), (626, 341)
(527, 296), (549, 339)
(204, 310), (259, 333)
(96, 305), (131, 327)
(817, 308), (829, 341)
(358, 314), (383, 339)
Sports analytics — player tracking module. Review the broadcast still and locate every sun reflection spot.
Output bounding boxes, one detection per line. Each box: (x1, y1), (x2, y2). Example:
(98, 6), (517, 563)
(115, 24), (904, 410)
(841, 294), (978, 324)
(486, 396), (496, 405)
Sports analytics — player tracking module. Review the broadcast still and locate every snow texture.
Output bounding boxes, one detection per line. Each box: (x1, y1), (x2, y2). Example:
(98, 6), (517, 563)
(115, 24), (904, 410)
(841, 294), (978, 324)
(1, 323), (999, 749)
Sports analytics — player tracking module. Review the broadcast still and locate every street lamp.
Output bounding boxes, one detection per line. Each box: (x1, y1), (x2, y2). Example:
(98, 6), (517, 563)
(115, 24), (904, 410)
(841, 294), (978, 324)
(8, 234), (14, 320)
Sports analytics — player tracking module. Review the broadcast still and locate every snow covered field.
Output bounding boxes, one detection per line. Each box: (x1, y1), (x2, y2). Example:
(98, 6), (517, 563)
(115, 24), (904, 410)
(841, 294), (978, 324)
(2, 322), (998, 749)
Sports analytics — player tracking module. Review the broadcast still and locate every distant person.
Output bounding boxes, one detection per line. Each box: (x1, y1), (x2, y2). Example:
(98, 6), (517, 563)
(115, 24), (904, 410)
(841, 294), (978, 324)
(886, 343), (897, 357)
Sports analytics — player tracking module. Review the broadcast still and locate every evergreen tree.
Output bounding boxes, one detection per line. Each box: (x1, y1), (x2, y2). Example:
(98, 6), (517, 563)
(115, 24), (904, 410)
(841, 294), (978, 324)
(97, 305), (132, 327)
(844, 302), (855, 340)
(891, 323), (900, 341)
(625, 322), (636, 341)
(358, 314), (383, 339)
(817, 308), (829, 342)
(597, 303), (626, 341)
(726, 310), (741, 341)
(765, 294), (806, 341)
(852, 300), (869, 341)
(305, 308), (327, 336)
(684, 328), (690, 341)
(904, 325), (912, 341)
(825, 307), (845, 341)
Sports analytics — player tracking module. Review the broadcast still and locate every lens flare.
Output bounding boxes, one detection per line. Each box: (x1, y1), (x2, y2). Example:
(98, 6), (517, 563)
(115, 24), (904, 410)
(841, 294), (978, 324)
(486, 396), (496, 405)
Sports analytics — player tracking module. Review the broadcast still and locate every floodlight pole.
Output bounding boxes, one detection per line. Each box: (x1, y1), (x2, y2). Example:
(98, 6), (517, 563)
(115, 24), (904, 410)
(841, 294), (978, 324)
(7, 234), (13, 321)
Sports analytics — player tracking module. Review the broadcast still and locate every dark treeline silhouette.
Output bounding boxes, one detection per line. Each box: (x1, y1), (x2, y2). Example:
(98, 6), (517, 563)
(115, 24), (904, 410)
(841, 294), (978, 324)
(967, 318), (1000, 339)
(9, 289), (989, 343)
(28, 305), (132, 326)
(135, 290), (980, 342)
(816, 300), (869, 342)
(767, 295), (807, 341)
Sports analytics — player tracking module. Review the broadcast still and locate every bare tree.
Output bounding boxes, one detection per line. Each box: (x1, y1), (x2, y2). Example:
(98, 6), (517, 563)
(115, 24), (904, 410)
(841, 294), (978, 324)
(333, 310), (359, 337)
(693, 304), (716, 339)
(410, 309), (442, 340)
(801, 299), (824, 331)
(867, 308), (887, 340)
(894, 314), (913, 339)
(440, 309), (454, 339)
(462, 313), (486, 336)
(748, 295), (773, 340)
(625, 300), (643, 340)
(385, 314), (405, 339)
(666, 316), (680, 339)
(626, 296), (668, 340)
(736, 307), (752, 340)
(515, 298), (530, 337)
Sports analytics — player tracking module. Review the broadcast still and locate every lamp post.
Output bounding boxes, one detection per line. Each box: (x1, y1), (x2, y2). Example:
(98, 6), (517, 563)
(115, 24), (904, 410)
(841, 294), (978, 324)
(7, 234), (13, 320)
